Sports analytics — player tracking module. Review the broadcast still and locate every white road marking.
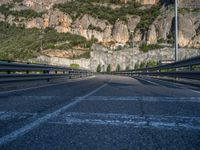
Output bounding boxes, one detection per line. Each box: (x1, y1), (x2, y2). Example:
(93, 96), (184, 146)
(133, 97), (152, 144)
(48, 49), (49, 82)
(189, 89), (200, 94)
(49, 112), (200, 130)
(0, 111), (37, 121)
(0, 79), (108, 145)
(143, 77), (200, 94)
(84, 96), (200, 103)
(0, 76), (95, 95)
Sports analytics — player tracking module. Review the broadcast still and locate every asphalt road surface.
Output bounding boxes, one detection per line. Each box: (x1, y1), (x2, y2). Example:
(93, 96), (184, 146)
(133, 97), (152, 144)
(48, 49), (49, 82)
(0, 75), (200, 150)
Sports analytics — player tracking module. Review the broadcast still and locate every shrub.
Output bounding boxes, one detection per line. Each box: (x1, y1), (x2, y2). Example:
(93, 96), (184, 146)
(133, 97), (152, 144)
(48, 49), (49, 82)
(70, 64), (80, 69)
(125, 66), (130, 71)
(139, 43), (164, 52)
(139, 62), (147, 69)
(96, 64), (101, 72)
(106, 64), (111, 72)
(134, 63), (139, 70)
(116, 64), (121, 71)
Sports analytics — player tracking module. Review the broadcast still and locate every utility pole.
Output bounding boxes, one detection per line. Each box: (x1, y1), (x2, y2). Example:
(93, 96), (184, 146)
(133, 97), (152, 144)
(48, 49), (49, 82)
(175, 0), (178, 61)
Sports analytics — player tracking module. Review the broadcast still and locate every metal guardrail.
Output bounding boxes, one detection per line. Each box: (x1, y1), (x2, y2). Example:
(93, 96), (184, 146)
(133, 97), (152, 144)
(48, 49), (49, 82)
(0, 61), (93, 83)
(110, 56), (200, 80)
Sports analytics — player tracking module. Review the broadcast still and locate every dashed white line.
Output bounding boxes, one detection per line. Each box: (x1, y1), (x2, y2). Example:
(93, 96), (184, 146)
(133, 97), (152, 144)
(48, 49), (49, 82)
(189, 89), (200, 94)
(0, 79), (108, 145)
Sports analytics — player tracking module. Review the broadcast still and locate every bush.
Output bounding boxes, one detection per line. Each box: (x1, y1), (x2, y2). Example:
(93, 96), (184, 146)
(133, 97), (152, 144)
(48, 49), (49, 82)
(116, 64), (121, 71)
(106, 64), (111, 72)
(139, 62), (147, 69)
(134, 63), (139, 70)
(70, 64), (80, 69)
(125, 66), (130, 71)
(96, 64), (101, 72)
(139, 43), (164, 52)
(146, 60), (158, 67)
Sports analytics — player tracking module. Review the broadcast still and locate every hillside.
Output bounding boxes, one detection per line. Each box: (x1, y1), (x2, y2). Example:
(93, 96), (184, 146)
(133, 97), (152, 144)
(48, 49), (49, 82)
(0, 0), (200, 71)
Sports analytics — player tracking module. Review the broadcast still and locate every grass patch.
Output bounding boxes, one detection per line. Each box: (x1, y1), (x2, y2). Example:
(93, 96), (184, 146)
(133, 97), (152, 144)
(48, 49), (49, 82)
(139, 43), (164, 52)
(70, 63), (80, 69)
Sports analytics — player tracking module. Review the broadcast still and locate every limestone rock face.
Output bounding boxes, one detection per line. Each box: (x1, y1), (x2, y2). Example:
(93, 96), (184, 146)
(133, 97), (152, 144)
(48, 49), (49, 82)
(178, 13), (196, 47)
(112, 20), (129, 43)
(25, 10), (72, 32)
(71, 14), (112, 42)
(127, 16), (141, 32)
(47, 10), (72, 33)
(0, 13), (5, 22)
(133, 29), (143, 44)
(147, 24), (157, 44)
(146, 9), (174, 45)
(136, 0), (159, 5)
(26, 17), (44, 28)
(188, 35), (200, 48)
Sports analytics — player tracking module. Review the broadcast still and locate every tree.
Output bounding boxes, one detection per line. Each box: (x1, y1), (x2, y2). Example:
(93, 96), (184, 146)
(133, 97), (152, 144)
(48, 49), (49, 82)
(116, 64), (121, 72)
(125, 66), (130, 71)
(107, 64), (111, 72)
(134, 63), (139, 70)
(96, 64), (101, 72)
(140, 62), (147, 69)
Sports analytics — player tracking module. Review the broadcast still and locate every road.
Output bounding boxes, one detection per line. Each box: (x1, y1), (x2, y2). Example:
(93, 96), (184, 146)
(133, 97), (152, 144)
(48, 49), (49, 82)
(0, 75), (200, 150)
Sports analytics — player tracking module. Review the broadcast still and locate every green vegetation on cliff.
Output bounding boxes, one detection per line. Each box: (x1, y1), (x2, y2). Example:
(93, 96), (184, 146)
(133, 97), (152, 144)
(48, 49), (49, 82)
(0, 4), (42, 19)
(139, 43), (164, 52)
(0, 22), (94, 61)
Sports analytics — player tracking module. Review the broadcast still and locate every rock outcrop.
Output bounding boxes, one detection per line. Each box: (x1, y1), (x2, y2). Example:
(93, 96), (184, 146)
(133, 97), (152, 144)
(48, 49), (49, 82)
(26, 10), (72, 32)
(112, 20), (129, 43)
(71, 14), (111, 42)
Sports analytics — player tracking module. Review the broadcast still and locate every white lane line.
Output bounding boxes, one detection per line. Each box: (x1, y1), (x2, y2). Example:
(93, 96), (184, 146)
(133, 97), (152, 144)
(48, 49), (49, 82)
(48, 112), (200, 130)
(144, 78), (200, 94)
(0, 111), (37, 121)
(85, 96), (200, 103)
(0, 76), (95, 95)
(0, 80), (108, 145)
(136, 77), (160, 86)
(145, 78), (180, 88)
(189, 89), (200, 94)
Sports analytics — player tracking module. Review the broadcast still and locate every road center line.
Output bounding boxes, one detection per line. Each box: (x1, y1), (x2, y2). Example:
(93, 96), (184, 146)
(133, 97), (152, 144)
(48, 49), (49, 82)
(0, 79), (109, 145)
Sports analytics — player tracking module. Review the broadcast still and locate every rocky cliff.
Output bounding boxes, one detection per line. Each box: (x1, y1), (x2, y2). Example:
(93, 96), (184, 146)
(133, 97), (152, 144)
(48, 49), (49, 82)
(0, 0), (200, 71)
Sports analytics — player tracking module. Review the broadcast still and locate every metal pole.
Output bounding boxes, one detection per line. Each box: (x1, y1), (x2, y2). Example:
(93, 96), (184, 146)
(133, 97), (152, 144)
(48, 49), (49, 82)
(175, 0), (178, 61)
